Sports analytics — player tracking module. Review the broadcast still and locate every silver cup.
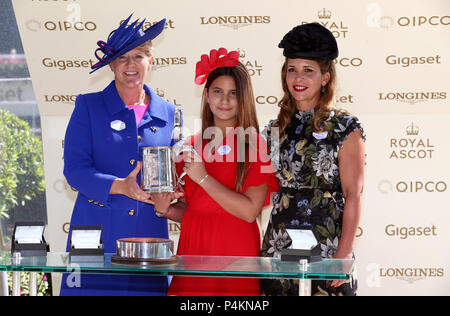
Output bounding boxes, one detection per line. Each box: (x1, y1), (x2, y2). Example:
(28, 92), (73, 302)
(141, 140), (199, 193)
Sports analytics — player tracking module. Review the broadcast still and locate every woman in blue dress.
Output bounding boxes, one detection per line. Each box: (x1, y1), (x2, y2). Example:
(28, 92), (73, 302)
(60, 15), (180, 296)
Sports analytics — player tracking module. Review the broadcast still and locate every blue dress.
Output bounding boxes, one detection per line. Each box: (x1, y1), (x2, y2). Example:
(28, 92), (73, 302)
(60, 81), (178, 296)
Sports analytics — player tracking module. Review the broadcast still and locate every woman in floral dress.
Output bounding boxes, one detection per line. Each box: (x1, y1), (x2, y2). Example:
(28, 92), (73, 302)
(260, 23), (366, 296)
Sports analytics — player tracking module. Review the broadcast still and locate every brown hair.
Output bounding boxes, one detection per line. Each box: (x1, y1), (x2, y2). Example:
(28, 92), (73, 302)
(199, 62), (259, 191)
(275, 58), (339, 136)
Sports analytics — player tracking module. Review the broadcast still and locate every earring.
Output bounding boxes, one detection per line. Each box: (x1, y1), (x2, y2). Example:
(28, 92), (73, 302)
(321, 85), (326, 94)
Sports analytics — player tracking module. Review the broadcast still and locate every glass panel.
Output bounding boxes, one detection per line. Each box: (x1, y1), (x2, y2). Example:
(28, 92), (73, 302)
(0, 0), (47, 250)
(0, 252), (354, 280)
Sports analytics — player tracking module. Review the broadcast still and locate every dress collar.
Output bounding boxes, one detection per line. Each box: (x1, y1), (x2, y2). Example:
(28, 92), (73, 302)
(102, 81), (168, 123)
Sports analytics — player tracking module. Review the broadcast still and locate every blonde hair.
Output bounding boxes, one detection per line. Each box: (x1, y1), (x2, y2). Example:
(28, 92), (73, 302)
(137, 40), (153, 57)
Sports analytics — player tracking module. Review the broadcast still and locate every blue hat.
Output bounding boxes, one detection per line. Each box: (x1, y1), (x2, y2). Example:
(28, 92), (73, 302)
(90, 14), (166, 73)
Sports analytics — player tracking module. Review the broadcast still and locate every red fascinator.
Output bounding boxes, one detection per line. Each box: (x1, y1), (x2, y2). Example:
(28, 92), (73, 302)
(195, 48), (240, 85)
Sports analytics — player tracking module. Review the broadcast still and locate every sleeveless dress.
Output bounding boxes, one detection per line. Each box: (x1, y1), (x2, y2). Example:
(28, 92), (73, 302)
(168, 129), (279, 296)
(260, 108), (366, 296)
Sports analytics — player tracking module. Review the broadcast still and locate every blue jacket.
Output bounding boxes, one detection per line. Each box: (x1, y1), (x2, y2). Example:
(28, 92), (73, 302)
(61, 81), (177, 296)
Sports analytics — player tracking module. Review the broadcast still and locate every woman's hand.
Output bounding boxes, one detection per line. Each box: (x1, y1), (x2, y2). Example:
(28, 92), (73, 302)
(110, 161), (152, 203)
(331, 250), (353, 289)
(149, 192), (184, 214)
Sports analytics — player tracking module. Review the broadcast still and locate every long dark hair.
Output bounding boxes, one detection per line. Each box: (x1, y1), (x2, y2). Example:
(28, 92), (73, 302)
(199, 62), (259, 191)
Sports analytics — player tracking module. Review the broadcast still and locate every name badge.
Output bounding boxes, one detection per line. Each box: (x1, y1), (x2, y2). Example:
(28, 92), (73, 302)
(217, 145), (232, 156)
(111, 120), (126, 131)
(313, 131), (328, 140)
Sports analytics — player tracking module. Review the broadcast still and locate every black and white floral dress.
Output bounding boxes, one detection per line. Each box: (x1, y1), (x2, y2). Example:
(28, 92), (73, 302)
(260, 108), (366, 296)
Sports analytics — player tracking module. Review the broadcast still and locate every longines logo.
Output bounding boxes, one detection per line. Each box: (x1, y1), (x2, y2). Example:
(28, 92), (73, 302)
(169, 222), (181, 233)
(379, 267), (444, 284)
(378, 91), (447, 105)
(200, 16), (271, 30)
(301, 8), (349, 39)
(386, 55), (441, 67)
(385, 224), (438, 239)
(389, 123), (435, 159)
(120, 19), (175, 30)
(44, 94), (77, 104)
(42, 57), (95, 70)
(152, 57), (187, 71)
(238, 49), (263, 77)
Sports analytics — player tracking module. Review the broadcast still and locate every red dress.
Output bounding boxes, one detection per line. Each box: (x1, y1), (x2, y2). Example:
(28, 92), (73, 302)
(168, 129), (279, 296)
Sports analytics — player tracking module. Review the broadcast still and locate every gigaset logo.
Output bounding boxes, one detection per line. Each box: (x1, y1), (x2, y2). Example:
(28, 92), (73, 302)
(386, 55), (441, 67)
(120, 19), (175, 30)
(385, 224), (438, 240)
(42, 58), (95, 70)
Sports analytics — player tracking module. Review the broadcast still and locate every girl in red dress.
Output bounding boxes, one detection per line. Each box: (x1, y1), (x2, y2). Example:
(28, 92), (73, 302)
(150, 48), (279, 296)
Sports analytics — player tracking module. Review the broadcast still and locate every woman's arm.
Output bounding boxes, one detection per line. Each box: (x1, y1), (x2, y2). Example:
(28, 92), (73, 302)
(148, 193), (187, 223)
(183, 158), (268, 223)
(331, 129), (365, 288)
(335, 129), (365, 258)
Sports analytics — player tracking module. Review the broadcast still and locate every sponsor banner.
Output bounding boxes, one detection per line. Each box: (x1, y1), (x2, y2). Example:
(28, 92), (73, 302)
(11, 0), (450, 296)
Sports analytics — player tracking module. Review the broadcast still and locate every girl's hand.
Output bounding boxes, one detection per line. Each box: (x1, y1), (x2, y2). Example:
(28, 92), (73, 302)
(182, 152), (208, 184)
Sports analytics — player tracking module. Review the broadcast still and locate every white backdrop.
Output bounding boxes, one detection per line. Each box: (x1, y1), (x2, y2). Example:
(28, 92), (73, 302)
(11, 0), (450, 296)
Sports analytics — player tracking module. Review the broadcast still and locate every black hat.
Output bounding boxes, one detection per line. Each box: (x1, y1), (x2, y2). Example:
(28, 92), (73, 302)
(279, 23), (338, 60)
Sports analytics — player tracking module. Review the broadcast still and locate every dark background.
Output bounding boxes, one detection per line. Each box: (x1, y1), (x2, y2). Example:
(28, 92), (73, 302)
(0, 0), (24, 54)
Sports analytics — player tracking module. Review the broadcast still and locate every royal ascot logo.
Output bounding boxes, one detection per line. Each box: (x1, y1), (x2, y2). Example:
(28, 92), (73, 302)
(42, 57), (95, 70)
(378, 91), (447, 105)
(154, 88), (182, 107)
(120, 19), (175, 30)
(200, 16), (271, 30)
(151, 57), (187, 71)
(238, 49), (263, 77)
(389, 123), (435, 159)
(385, 224), (438, 240)
(300, 8), (349, 39)
(385, 55), (442, 67)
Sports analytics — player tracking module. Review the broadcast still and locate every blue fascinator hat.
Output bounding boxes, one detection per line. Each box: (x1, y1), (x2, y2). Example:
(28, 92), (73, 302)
(90, 14), (166, 73)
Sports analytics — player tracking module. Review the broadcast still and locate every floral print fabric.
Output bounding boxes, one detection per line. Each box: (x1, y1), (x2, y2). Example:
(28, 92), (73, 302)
(260, 109), (366, 296)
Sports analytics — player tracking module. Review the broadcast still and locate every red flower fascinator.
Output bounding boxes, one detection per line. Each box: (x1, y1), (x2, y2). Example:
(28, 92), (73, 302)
(195, 48), (240, 85)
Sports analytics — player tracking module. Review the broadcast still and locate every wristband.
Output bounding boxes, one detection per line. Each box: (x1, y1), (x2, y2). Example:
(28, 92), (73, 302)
(155, 208), (169, 218)
(198, 174), (209, 185)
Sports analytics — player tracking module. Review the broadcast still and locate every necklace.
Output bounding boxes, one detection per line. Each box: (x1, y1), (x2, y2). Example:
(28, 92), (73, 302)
(132, 91), (146, 106)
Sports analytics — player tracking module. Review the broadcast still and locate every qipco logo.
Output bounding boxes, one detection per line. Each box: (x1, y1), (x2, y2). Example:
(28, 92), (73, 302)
(44, 20), (97, 31)
(334, 57), (363, 67)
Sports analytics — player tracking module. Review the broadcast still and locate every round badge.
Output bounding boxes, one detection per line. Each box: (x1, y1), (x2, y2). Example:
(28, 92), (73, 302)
(217, 145), (232, 155)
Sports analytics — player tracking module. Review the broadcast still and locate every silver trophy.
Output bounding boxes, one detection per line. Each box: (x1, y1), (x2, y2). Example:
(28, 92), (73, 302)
(141, 106), (200, 193)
